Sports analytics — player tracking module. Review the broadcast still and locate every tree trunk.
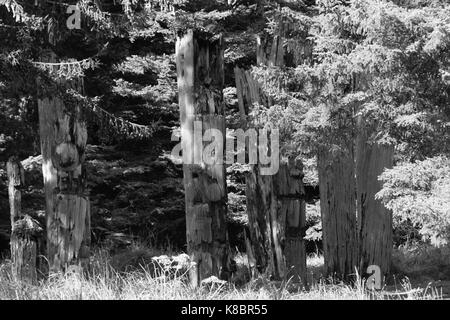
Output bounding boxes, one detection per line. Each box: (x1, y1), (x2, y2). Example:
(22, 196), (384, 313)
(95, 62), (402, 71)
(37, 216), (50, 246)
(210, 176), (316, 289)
(318, 147), (358, 279)
(356, 120), (394, 278)
(176, 30), (230, 287)
(7, 157), (40, 284)
(37, 55), (90, 273)
(246, 158), (306, 283)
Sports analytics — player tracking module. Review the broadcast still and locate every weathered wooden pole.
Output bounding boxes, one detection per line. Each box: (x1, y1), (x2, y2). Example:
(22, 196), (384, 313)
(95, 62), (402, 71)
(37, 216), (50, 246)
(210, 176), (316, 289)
(37, 56), (90, 273)
(235, 29), (307, 284)
(7, 157), (40, 283)
(317, 146), (358, 279)
(356, 119), (394, 278)
(176, 30), (231, 287)
(7, 157), (24, 230)
(246, 157), (306, 282)
(277, 159), (307, 282)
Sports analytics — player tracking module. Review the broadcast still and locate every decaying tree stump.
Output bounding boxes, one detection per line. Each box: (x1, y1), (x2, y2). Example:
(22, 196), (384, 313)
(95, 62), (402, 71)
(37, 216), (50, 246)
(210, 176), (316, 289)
(246, 157), (306, 283)
(176, 30), (231, 287)
(235, 28), (308, 284)
(7, 157), (41, 284)
(317, 147), (358, 279)
(356, 119), (394, 277)
(37, 54), (90, 273)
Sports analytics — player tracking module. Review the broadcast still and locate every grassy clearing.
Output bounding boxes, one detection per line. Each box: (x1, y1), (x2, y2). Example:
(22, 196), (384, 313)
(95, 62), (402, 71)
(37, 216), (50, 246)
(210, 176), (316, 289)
(0, 247), (444, 300)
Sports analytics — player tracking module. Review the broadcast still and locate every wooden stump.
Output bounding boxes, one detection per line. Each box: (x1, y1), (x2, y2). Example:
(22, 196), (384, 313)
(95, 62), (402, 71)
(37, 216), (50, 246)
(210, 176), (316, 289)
(10, 216), (42, 284)
(37, 55), (90, 272)
(7, 157), (41, 284)
(246, 157), (306, 283)
(10, 236), (37, 283)
(176, 30), (231, 287)
(318, 148), (358, 279)
(356, 119), (394, 277)
(235, 28), (308, 284)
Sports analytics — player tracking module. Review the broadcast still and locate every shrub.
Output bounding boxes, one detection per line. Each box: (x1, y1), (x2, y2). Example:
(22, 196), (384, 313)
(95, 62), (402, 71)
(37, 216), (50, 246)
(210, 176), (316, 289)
(377, 156), (450, 246)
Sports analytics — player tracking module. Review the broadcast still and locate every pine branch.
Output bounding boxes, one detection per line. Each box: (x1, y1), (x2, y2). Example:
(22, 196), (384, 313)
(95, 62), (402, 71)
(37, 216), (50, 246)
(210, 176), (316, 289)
(68, 90), (159, 140)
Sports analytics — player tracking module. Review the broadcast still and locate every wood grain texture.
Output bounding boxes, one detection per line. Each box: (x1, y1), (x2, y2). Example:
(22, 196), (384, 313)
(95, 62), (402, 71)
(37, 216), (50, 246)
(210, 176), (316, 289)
(176, 30), (230, 287)
(236, 28), (307, 284)
(7, 157), (39, 283)
(318, 147), (358, 279)
(37, 54), (90, 272)
(246, 158), (306, 283)
(356, 118), (394, 277)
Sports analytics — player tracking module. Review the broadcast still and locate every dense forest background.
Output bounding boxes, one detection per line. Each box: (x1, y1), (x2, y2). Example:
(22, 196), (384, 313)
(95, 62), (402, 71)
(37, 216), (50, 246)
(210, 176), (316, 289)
(0, 0), (449, 298)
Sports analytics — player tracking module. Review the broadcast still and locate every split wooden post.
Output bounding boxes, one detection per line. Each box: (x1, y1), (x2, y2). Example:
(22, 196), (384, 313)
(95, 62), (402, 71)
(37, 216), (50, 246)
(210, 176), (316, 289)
(353, 73), (394, 279)
(246, 157), (306, 283)
(356, 119), (394, 278)
(176, 30), (231, 287)
(7, 157), (40, 284)
(235, 29), (307, 284)
(37, 54), (90, 273)
(317, 147), (358, 279)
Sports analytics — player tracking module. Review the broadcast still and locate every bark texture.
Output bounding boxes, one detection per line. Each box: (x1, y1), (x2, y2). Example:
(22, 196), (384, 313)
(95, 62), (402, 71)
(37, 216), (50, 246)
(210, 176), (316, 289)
(235, 28), (307, 283)
(246, 157), (306, 282)
(176, 30), (230, 287)
(356, 120), (394, 277)
(37, 55), (90, 272)
(318, 148), (358, 279)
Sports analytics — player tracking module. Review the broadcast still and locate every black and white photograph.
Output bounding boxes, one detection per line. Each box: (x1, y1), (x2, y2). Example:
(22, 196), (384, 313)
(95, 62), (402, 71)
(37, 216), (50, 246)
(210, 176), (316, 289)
(0, 0), (449, 305)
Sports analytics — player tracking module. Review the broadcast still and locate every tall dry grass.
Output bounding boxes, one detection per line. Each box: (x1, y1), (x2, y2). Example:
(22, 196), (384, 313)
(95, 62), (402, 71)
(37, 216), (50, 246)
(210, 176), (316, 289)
(0, 248), (443, 300)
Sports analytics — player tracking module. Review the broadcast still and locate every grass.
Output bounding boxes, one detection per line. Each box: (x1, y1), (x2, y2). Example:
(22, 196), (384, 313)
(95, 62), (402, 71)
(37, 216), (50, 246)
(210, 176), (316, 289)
(0, 247), (444, 300)
(392, 243), (450, 281)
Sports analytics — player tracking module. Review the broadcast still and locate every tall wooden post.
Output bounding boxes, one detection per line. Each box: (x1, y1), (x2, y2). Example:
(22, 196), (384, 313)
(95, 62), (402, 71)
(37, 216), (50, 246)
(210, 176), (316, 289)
(176, 30), (230, 287)
(356, 119), (394, 278)
(37, 56), (90, 272)
(7, 157), (24, 230)
(235, 29), (307, 284)
(278, 159), (307, 282)
(246, 157), (306, 282)
(7, 157), (40, 283)
(318, 147), (358, 279)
